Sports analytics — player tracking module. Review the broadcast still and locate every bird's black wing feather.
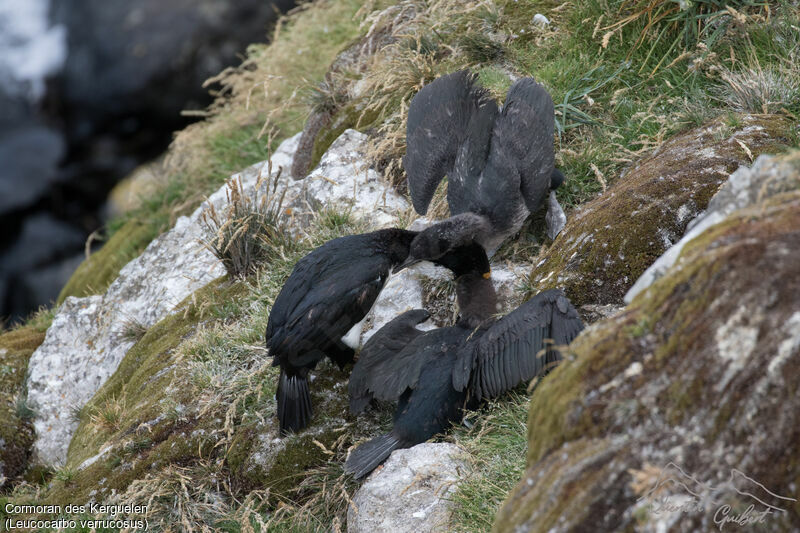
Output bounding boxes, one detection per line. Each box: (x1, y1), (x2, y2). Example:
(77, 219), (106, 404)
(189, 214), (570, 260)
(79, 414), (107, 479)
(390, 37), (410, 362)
(487, 78), (555, 215)
(367, 327), (468, 403)
(349, 309), (431, 414)
(456, 289), (583, 400)
(282, 268), (388, 369)
(266, 234), (360, 343)
(550, 292), (585, 346)
(404, 70), (494, 215)
(267, 246), (392, 372)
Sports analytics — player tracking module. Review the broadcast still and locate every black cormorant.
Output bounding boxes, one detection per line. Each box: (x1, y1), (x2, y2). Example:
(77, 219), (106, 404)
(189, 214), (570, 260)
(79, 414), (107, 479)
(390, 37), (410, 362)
(401, 69), (566, 267)
(348, 241), (493, 415)
(266, 228), (417, 435)
(345, 248), (583, 478)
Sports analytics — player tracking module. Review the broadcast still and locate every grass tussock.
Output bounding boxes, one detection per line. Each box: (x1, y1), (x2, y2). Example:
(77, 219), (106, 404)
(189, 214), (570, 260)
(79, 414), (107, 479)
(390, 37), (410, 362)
(200, 157), (294, 279)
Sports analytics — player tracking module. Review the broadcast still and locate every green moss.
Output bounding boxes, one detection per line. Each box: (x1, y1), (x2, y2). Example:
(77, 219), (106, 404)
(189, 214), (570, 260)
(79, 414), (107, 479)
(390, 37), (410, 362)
(309, 102), (381, 171)
(0, 326), (46, 488)
(57, 221), (159, 302)
(496, 180), (800, 531)
(529, 115), (795, 307)
(65, 277), (247, 468)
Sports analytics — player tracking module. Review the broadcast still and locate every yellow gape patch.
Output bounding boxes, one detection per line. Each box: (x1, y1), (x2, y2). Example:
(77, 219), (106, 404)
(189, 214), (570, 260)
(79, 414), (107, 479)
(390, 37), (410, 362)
(483, 271), (491, 279)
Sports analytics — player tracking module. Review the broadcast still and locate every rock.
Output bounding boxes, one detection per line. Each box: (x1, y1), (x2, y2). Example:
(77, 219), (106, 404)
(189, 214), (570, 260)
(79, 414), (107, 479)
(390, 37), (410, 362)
(51, 0), (297, 129)
(0, 214), (84, 272)
(494, 151), (800, 532)
(0, 0), (66, 99)
(532, 14), (550, 26)
(0, 0), (299, 324)
(285, 129), (410, 230)
(24, 128), (411, 467)
(0, 212), (83, 324)
(8, 254), (85, 318)
(24, 135), (299, 467)
(0, 125), (65, 215)
(348, 443), (468, 533)
(528, 115), (793, 307)
(625, 153), (800, 302)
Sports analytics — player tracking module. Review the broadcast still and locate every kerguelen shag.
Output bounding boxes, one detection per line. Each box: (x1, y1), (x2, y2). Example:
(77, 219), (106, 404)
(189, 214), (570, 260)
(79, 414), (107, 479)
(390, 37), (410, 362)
(345, 243), (583, 479)
(400, 69), (567, 269)
(266, 228), (417, 435)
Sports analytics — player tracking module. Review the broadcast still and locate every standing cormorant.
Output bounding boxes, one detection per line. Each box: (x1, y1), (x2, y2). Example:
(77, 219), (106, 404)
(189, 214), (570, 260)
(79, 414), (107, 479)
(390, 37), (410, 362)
(401, 69), (566, 267)
(266, 228), (417, 435)
(345, 246), (583, 478)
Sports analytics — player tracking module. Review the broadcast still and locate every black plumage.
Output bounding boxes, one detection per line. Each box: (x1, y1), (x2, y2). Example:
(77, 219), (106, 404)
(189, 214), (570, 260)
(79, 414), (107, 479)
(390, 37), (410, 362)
(266, 228), (417, 435)
(345, 246), (583, 478)
(348, 242), (491, 415)
(402, 69), (565, 266)
(348, 308), (431, 415)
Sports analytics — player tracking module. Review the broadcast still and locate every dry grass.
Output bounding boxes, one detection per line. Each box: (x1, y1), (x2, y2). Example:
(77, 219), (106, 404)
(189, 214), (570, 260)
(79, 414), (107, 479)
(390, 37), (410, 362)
(715, 65), (800, 114)
(199, 156), (293, 278)
(88, 397), (126, 433)
(120, 317), (148, 343)
(113, 462), (229, 532)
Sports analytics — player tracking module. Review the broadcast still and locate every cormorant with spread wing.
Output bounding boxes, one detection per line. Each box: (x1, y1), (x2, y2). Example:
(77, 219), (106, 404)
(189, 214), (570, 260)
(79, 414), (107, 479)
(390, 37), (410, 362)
(345, 246), (583, 478)
(400, 69), (566, 269)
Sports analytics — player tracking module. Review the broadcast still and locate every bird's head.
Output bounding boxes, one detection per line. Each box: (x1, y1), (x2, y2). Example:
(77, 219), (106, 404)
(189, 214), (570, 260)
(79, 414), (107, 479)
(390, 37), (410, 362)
(394, 224), (452, 272)
(394, 214), (489, 273)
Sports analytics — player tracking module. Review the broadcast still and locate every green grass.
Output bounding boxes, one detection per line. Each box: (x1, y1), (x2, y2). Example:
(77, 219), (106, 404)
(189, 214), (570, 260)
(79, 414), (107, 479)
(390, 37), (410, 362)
(448, 393), (531, 532)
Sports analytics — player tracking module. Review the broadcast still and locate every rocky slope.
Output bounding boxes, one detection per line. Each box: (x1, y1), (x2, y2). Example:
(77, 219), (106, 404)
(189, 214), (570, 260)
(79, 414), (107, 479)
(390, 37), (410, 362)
(2, 0), (799, 531)
(494, 151), (800, 532)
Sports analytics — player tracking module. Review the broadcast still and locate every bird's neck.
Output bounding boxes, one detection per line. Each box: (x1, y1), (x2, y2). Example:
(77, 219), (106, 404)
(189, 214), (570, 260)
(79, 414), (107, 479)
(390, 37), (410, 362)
(380, 229), (418, 264)
(455, 273), (497, 328)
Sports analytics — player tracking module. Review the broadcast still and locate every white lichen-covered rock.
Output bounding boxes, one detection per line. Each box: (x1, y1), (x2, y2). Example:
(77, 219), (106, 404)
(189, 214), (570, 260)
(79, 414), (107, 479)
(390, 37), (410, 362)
(625, 153), (800, 302)
(25, 128), (413, 467)
(284, 129), (410, 231)
(26, 213), (228, 465)
(347, 443), (468, 533)
(26, 135), (297, 467)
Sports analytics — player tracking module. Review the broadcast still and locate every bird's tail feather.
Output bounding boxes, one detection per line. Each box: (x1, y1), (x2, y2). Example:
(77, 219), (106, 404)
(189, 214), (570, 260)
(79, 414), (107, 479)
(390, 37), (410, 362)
(277, 370), (313, 435)
(345, 433), (404, 479)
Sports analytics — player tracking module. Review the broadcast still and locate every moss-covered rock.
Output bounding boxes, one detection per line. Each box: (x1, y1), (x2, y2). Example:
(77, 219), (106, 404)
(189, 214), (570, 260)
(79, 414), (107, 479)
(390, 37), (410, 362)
(38, 278), (247, 505)
(57, 220), (159, 303)
(529, 114), (794, 307)
(494, 152), (800, 532)
(0, 326), (46, 488)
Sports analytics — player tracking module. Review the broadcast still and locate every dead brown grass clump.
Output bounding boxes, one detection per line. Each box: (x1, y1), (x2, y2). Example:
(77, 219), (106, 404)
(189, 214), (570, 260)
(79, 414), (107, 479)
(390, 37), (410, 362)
(199, 157), (292, 278)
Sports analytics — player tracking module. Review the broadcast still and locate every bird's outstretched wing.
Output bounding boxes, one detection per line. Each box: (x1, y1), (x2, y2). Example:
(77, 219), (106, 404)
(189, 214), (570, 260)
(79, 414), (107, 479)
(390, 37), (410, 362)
(404, 70), (496, 215)
(349, 309), (431, 414)
(486, 78), (555, 216)
(453, 289), (583, 400)
(366, 326), (469, 403)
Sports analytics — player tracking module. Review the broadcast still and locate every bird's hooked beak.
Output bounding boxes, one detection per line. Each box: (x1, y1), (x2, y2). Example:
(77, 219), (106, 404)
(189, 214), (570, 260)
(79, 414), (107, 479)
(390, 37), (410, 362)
(393, 257), (421, 274)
